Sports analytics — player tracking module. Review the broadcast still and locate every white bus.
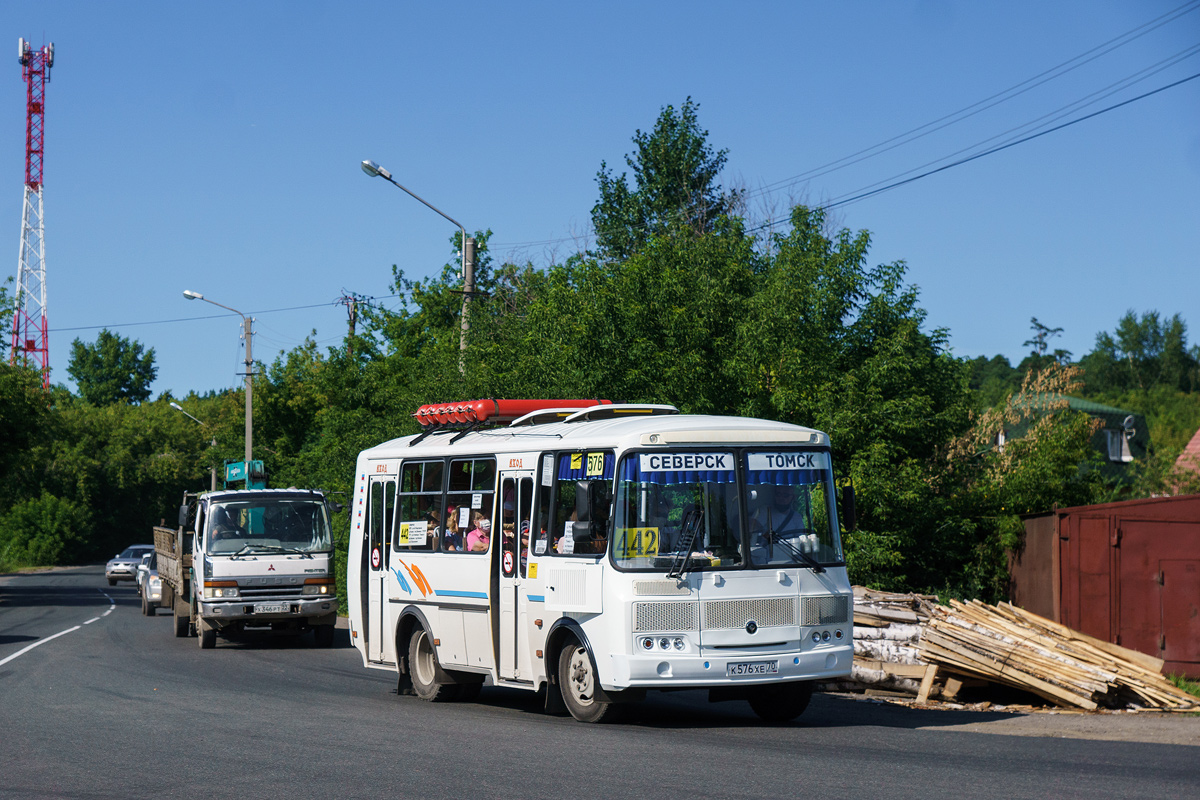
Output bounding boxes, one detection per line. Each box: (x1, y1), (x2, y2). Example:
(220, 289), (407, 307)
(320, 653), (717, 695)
(347, 399), (855, 722)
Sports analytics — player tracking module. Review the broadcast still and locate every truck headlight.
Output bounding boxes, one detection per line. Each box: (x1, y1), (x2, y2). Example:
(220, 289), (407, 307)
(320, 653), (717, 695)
(301, 580), (333, 596)
(203, 581), (239, 599)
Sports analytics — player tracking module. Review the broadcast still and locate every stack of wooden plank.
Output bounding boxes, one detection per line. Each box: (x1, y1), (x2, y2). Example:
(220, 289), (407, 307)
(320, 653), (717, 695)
(917, 599), (1199, 711)
(847, 588), (942, 699)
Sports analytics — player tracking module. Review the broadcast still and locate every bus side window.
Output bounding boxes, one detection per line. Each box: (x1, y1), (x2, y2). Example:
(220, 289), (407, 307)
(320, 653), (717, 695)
(447, 457), (495, 554)
(550, 451), (614, 556)
(533, 455), (552, 558)
(396, 461), (441, 551)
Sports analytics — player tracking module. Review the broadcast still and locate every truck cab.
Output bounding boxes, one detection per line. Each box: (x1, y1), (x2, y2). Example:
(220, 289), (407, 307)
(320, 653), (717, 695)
(184, 488), (339, 648)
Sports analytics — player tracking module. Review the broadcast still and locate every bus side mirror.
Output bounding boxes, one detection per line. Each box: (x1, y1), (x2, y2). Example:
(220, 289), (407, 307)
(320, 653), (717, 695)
(842, 484), (857, 532)
(178, 505), (189, 528)
(573, 481), (595, 541)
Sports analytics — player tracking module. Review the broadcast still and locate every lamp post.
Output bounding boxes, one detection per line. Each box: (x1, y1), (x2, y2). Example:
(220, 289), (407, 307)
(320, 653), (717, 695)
(360, 159), (475, 368)
(182, 290), (253, 466)
(170, 401), (218, 491)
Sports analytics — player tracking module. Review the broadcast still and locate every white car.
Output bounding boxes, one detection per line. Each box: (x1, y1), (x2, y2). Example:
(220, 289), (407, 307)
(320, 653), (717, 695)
(135, 552), (163, 616)
(105, 545), (155, 586)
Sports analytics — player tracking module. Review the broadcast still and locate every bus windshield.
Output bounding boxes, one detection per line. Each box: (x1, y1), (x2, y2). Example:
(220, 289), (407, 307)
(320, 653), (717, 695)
(612, 449), (843, 571)
(613, 451), (743, 571)
(743, 450), (842, 567)
(205, 498), (333, 555)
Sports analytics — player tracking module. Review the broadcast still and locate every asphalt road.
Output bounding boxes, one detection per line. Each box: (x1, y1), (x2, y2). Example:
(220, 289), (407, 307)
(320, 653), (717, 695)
(2, 566), (1198, 800)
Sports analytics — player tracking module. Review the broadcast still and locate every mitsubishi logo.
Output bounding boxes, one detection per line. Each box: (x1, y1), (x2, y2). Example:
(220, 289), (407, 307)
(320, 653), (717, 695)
(745, 620), (758, 634)
(268, 564), (275, 572)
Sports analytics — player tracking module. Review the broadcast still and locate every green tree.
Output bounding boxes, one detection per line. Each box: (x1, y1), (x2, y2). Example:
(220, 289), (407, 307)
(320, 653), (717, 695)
(0, 276), (14, 362)
(0, 491), (91, 571)
(0, 363), (53, 510)
(591, 98), (737, 260)
(67, 328), (157, 405)
(1080, 310), (1199, 395)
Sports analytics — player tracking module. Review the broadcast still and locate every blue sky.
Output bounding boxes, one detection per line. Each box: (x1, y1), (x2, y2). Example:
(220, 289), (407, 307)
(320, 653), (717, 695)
(3, 1), (1198, 398)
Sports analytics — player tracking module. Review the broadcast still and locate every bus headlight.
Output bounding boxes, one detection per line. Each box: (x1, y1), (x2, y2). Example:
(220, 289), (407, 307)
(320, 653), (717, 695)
(673, 637), (685, 651)
(641, 637), (655, 651)
(811, 631), (822, 644)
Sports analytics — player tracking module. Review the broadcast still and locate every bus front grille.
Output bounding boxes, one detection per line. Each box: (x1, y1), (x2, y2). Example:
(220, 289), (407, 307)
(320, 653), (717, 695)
(800, 594), (849, 625)
(633, 601), (698, 632)
(702, 597), (795, 630)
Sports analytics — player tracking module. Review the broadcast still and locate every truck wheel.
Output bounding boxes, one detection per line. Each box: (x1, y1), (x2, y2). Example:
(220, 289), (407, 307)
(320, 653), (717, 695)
(173, 599), (189, 638)
(198, 619), (216, 649)
(558, 640), (616, 723)
(748, 681), (813, 723)
(408, 628), (458, 702)
(313, 624), (335, 648)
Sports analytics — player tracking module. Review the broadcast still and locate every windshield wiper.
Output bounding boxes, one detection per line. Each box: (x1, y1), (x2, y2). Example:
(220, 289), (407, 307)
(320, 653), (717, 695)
(667, 508), (704, 579)
(229, 544), (313, 559)
(765, 509), (825, 573)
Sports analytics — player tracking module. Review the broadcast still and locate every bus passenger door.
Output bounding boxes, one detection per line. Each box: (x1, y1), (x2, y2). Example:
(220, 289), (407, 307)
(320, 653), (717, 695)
(497, 472), (534, 680)
(367, 475), (395, 662)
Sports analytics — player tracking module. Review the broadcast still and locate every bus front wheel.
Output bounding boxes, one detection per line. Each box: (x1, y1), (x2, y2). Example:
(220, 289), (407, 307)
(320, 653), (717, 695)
(408, 628), (459, 702)
(558, 642), (615, 723)
(748, 680), (813, 723)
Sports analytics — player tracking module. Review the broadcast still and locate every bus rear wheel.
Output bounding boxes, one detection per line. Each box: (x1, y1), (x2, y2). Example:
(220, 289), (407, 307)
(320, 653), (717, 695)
(558, 642), (615, 723)
(748, 680), (813, 723)
(408, 628), (458, 702)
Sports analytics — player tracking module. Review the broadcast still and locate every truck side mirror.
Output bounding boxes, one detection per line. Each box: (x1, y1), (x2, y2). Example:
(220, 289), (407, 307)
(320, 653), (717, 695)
(842, 484), (858, 532)
(177, 505), (189, 528)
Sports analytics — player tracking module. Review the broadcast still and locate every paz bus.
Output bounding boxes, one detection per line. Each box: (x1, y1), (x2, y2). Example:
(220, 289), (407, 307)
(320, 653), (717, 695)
(347, 399), (855, 722)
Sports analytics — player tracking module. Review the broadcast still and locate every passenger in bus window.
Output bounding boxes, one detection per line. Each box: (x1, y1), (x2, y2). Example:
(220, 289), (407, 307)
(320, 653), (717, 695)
(425, 505), (443, 549)
(442, 505), (463, 551)
(466, 511), (491, 552)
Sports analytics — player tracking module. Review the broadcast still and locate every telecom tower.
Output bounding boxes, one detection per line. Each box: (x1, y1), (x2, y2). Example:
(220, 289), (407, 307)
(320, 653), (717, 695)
(10, 38), (54, 388)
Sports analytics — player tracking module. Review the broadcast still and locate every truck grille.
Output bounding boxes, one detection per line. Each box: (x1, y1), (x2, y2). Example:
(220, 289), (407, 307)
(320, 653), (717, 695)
(238, 586), (304, 600)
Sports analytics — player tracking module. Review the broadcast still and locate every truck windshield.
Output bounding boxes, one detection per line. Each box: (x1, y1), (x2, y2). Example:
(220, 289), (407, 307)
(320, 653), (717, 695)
(611, 449), (843, 571)
(205, 498), (333, 555)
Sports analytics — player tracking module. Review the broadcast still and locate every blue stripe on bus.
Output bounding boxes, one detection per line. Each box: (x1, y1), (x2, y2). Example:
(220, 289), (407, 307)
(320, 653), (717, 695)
(527, 594), (545, 603)
(434, 590), (489, 599)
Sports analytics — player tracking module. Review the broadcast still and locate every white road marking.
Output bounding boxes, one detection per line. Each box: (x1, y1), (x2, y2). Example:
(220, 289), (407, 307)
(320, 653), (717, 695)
(0, 587), (119, 667)
(0, 626), (81, 667)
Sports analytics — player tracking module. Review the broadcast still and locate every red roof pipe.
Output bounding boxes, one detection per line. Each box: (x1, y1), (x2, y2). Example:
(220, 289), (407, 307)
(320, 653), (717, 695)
(412, 399), (612, 428)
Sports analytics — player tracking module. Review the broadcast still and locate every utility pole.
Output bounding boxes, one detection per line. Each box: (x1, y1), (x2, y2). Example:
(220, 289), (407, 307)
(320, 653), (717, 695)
(459, 236), (476, 369)
(242, 314), (253, 466)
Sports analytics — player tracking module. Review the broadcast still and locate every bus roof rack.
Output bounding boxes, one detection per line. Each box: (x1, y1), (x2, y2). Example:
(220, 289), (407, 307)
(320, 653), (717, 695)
(508, 408), (598, 427)
(563, 404), (680, 423)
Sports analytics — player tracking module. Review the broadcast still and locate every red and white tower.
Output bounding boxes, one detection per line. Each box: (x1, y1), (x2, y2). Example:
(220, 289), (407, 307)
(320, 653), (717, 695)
(10, 38), (54, 388)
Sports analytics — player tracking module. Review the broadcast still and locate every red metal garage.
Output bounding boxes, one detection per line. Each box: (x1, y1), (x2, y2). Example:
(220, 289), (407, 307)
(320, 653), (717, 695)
(1012, 495), (1200, 679)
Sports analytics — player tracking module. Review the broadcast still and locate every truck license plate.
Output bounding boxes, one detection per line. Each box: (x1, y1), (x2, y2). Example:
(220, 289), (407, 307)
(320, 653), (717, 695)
(253, 602), (289, 614)
(726, 660), (779, 677)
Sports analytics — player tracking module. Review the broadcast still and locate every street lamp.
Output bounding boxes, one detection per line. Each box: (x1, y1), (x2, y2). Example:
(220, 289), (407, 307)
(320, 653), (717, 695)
(361, 159), (476, 367)
(182, 290), (253, 466)
(170, 401), (218, 492)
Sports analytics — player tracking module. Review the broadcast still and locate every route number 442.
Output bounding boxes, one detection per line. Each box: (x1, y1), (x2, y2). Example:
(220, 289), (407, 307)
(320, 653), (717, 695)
(615, 527), (659, 558)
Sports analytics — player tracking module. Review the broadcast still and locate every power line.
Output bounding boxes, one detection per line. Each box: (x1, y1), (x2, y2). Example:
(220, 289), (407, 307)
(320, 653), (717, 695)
(751, 69), (1200, 228)
(747, 0), (1200, 201)
(48, 296), (401, 334)
(491, 1), (1200, 252)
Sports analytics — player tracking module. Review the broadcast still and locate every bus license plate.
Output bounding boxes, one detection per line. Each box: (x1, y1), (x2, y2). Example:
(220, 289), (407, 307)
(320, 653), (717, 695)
(726, 660), (779, 677)
(253, 602), (289, 614)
